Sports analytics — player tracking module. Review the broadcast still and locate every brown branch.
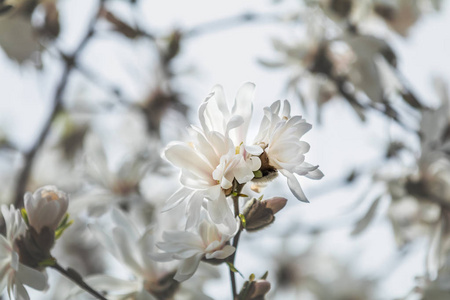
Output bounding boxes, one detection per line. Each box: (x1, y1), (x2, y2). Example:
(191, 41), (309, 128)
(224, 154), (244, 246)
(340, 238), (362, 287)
(12, 0), (106, 209)
(228, 182), (245, 299)
(51, 262), (107, 300)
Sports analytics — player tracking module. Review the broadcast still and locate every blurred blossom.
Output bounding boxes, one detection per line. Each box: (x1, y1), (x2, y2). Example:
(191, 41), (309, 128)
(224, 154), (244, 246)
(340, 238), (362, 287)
(0, 0), (60, 64)
(272, 243), (375, 299)
(0, 205), (48, 300)
(86, 208), (179, 300)
(70, 134), (150, 216)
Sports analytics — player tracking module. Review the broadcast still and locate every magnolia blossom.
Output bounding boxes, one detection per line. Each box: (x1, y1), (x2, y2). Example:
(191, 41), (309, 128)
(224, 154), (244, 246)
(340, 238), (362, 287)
(24, 185), (68, 233)
(0, 205), (47, 300)
(85, 208), (174, 300)
(254, 100), (323, 202)
(71, 134), (149, 216)
(163, 84), (262, 227)
(155, 210), (238, 282)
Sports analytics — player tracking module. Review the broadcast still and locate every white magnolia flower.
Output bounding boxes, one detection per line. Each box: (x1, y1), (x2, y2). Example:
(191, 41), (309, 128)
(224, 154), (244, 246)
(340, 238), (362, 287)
(86, 208), (173, 300)
(155, 210), (238, 282)
(24, 186), (68, 233)
(71, 134), (149, 216)
(254, 100), (323, 202)
(163, 84), (263, 227)
(0, 205), (47, 300)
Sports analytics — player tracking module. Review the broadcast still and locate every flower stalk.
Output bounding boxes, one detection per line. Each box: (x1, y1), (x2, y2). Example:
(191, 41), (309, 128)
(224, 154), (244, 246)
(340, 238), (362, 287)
(51, 262), (108, 300)
(229, 182), (245, 299)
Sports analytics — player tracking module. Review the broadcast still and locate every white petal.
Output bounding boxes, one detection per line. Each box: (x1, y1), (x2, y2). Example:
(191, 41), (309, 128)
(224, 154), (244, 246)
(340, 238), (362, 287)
(207, 193), (232, 224)
(136, 289), (158, 300)
(83, 275), (141, 296)
(305, 167), (324, 180)
(174, 253), (203, 282)
(17, 264), (47, 291)
(205, 245), (235, 260)
(185, 192), (205, 229)
(112, 227), (144, 276)
(162, 188), (194, 212)
(111, 208), (139, 240)
(280, 170), (309, 203)
(230, 82), (255, 144)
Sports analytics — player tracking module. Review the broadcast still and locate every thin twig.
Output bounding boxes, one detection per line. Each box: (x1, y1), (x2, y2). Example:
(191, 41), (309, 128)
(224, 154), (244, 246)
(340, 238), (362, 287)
(12, 0), (105, 209)
(184, 12), (278, 38)
(51, 262), (107, 300)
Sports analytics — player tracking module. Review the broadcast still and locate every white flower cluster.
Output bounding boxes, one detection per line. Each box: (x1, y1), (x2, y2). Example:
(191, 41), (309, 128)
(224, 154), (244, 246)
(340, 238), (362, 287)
(156, 83), (323, 281)
(163, 83), (322, 225)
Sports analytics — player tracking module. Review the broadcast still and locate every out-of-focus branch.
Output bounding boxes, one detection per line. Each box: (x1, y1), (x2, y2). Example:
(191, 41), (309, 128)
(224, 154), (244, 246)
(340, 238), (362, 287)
(12, 0), (106, 209)
(184, 12), (278, 38)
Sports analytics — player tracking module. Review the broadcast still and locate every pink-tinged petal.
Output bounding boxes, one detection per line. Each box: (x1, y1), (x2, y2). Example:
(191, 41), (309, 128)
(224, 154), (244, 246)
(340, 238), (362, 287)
(174, 253), (203, 282)
(162, 188), (194, 212)
(205, 245), (235, 260)
(280, 170), (309, 203)
(17, 263), (47, 291)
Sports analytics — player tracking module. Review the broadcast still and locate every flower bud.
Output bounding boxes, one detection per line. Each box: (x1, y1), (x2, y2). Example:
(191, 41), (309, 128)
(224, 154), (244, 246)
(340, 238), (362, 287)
(24, 185), (69, 233)
(238, 276), (271, 300)
(243, 197), (287, 232)
(247, 279), (271, 300)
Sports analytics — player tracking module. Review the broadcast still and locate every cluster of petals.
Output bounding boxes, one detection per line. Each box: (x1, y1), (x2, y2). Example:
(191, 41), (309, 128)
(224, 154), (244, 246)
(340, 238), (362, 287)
(163, 82), (322, 225)
(254, 100), (324, 202)
(163, 83), (262, 227)
(154, 210), (238, 282)
(0, 205), (47, 300)
(86, 208), (167, 300)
